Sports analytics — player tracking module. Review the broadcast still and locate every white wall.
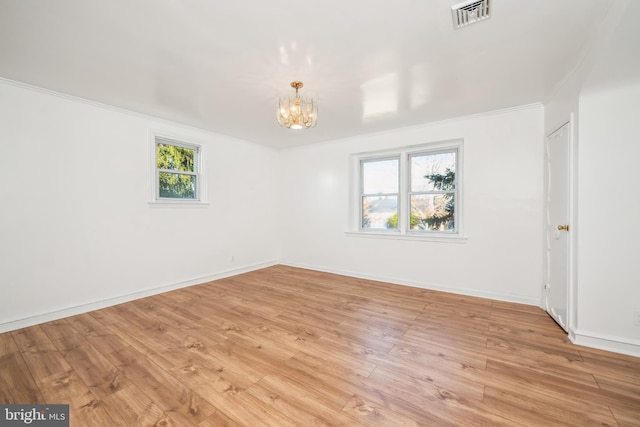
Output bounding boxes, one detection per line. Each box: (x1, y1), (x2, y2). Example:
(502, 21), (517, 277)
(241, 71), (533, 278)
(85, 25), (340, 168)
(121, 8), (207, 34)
(543, 0), (640, 355)
(577, 83), (640, 348)
(574, 0), (640, 352)
(0, 80), (280, 331)
(279, 105), (544, 305)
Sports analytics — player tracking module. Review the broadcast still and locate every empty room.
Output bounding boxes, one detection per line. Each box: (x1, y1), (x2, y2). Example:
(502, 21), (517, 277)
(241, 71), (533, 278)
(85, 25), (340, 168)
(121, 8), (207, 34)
(1, 0), (639, 425)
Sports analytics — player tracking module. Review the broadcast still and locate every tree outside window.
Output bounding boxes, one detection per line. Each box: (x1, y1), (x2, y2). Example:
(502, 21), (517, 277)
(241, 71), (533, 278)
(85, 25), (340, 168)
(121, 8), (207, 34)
(156, 139), (199, 200)
(409, 151), (456, 232)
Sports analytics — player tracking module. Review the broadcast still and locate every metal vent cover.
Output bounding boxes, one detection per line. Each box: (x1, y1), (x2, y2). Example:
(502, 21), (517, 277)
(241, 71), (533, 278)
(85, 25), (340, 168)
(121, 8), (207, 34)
(452, 0), (490, 29)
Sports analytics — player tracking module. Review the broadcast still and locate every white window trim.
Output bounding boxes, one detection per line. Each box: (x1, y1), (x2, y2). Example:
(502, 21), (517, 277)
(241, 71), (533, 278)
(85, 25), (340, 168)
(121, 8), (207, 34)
(148, 131), (209, 207)
(348, 139), (467, 241)
(360, 155), (400, 231)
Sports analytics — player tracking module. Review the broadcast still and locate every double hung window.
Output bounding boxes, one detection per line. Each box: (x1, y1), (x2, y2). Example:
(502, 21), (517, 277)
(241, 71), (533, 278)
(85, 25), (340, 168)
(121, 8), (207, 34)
(408, 149), (457, 232)
(361, 157), (400, 230)
(150, 135), (206, 205)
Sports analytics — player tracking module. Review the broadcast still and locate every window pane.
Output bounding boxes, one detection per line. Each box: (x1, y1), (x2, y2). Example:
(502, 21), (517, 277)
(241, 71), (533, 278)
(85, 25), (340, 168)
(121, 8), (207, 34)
(411, 152), (456, 192)
(159, 172), (196, 199)
(362, 195), (398, 230)
(363, 158), (399, 194)
(157, 143), (195, 172)
(410, 194), (455, 231)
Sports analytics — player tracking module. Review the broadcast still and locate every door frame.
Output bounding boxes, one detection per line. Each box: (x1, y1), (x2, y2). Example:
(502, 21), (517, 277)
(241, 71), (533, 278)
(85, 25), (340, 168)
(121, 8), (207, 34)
(543, 113), (578, 337)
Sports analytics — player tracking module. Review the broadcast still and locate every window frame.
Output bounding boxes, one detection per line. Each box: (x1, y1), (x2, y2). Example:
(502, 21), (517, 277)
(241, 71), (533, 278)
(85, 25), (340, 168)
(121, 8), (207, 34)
(407, 147), (459, 235)
(149, 132), (208, 207)
(349, 139), (465, 240)
(360, 155), (400, 232)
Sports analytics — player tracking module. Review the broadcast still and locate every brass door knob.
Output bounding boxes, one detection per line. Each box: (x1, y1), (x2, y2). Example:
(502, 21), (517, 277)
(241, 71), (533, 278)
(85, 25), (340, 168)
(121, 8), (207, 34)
(557, 224), (569, 231)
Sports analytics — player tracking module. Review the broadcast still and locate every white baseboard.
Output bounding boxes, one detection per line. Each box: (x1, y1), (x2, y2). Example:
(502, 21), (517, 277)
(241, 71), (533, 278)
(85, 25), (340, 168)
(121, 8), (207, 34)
(280, 261), (541, 307)
(0, 260), (277, 334)
(570, 328), (640, 358)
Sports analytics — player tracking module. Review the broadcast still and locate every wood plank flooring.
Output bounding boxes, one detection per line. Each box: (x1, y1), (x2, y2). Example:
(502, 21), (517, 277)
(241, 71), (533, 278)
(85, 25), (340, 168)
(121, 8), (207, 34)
(1, 265), (639, 426)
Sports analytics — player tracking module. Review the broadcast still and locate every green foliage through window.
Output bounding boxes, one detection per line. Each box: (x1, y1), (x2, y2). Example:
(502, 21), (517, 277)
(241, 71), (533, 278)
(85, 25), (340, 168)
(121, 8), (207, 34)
(386, 212), (422, 229)
(157, 142), (197, 199)
(416, 168), (455, 231)
(425, 168), (455, 191)
(410, 150), (456, 232)
(414, 193), (455, 231)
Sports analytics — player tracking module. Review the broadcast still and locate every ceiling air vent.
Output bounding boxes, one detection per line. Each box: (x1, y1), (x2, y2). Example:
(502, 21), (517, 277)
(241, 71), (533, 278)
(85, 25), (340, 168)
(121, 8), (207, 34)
(452, 0), (490, 29)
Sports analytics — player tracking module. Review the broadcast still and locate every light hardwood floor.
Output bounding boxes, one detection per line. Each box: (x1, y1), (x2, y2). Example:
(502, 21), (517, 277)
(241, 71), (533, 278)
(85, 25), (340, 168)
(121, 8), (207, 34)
(1, 265), (639, 426)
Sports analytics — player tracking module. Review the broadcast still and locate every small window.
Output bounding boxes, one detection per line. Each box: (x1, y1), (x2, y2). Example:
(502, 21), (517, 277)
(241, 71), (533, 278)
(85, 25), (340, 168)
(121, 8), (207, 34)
(151, 135), (206, 204)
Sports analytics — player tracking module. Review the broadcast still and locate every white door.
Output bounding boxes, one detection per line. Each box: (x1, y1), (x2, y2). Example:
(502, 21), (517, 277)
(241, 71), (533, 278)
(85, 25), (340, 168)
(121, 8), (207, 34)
(544, 122), (570, 331)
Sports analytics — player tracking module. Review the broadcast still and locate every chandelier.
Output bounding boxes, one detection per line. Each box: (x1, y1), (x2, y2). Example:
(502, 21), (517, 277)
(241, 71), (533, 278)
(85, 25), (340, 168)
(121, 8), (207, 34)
(277, 81), (317, 129)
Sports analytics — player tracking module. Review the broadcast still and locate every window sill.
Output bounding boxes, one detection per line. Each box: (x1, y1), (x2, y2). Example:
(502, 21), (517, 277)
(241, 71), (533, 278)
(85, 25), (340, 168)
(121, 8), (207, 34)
(148, 200), (210, 208)
(345, 231), (469, 243)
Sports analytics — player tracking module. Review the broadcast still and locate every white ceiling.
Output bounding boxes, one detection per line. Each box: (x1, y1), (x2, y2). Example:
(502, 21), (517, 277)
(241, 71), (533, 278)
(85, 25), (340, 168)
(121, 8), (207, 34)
(0, 0), (610, 148)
